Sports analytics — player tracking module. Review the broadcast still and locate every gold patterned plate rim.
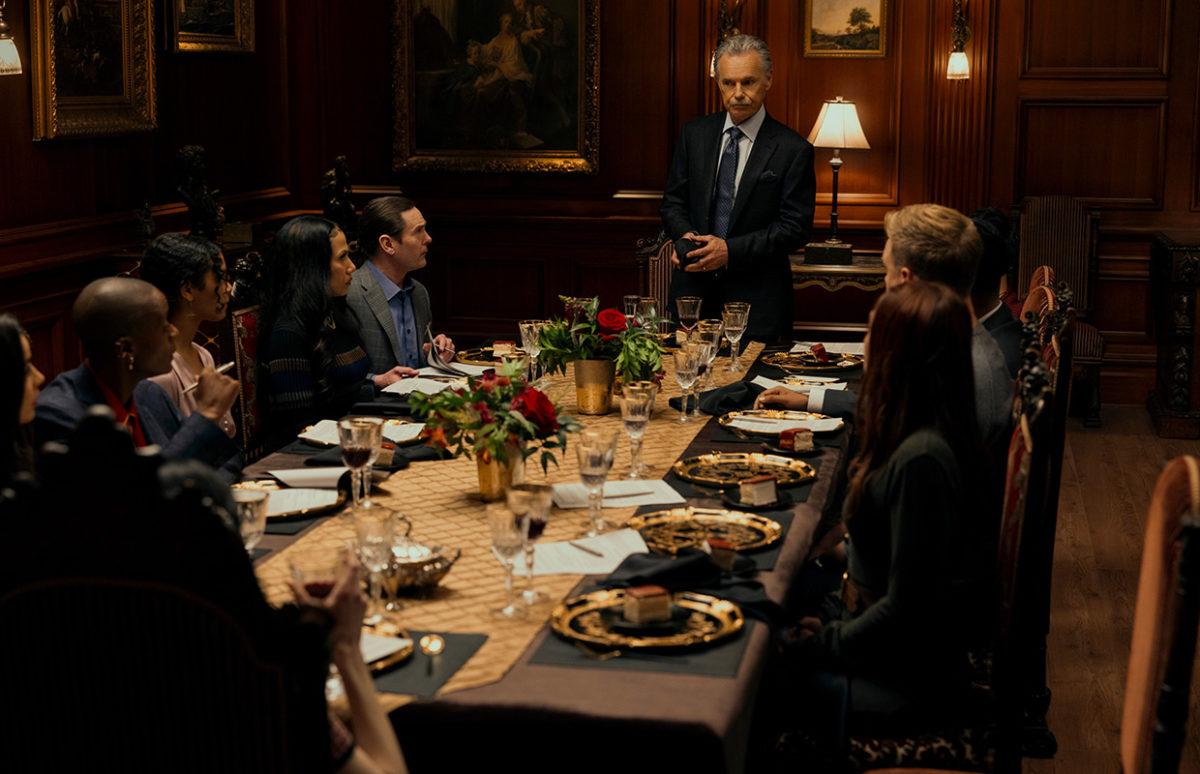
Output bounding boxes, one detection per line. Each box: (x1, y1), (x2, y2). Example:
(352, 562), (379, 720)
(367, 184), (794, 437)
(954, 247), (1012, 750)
(455, 346), (526, 366)
(671, 452), (816, 489)
(231, 480), (348, 521)
(299, 418), (424, 449)
(550, 589), (744, 651)
(367, 626), (415, 673)
(718, 409), (844, 437)
(627, 507), (783, 555)
(762, 351), (864, 374)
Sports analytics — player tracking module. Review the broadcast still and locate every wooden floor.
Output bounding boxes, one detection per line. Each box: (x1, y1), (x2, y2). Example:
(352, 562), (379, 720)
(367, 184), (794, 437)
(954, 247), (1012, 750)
(1028, 405), (1200, 774)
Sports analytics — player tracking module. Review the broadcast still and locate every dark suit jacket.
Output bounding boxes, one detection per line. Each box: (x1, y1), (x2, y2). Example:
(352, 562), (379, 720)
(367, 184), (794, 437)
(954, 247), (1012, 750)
(981, 303), (1022, 379)
(346, 263), (433, 374)
(660, 110), (816, 340)
(34, 363), (243, 482)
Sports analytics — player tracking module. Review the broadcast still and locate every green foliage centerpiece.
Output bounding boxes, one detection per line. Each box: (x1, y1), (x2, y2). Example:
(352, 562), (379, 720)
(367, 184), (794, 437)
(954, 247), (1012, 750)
(409, 361), (580, 500)
(538, 296), (665, 414)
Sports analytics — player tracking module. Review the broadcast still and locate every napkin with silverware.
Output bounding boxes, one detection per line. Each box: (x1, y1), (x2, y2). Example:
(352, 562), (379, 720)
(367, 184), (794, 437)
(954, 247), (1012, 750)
(551, 480), (686, 509)
(667, 382), (763, 415)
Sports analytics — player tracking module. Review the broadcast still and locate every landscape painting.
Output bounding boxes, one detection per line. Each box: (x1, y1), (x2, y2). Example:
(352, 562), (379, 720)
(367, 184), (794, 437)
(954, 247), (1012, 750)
(805, 0), (887, 58)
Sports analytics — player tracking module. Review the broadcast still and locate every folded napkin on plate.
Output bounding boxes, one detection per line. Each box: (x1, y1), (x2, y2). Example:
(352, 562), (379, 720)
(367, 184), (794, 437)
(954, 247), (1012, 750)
(667, 382), (762, 414)
(726, 415), (843, 433)
(269, 467), (348, 489)
(381, 377), (462, 396)
(551, 480), (686, 509)
(510, 529), (648, 576)
(751, 375), (847, 393)
(791, 340), (864, 356)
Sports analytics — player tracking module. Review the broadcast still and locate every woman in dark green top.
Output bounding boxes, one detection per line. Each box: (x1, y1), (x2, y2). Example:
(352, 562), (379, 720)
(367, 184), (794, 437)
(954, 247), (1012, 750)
(793, 280), (988, 737)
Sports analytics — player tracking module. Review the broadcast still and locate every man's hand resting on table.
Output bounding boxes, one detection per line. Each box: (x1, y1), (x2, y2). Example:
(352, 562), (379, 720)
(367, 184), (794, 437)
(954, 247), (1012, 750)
(754, 385), (809, 411)
(373, 367), (419, 387)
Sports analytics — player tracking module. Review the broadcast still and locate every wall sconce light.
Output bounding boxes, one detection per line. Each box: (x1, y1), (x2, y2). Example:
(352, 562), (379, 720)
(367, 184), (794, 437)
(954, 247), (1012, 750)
(0, 1), (22, 75)
(947, 0), (969, 80)
(804, 96), (870, 265)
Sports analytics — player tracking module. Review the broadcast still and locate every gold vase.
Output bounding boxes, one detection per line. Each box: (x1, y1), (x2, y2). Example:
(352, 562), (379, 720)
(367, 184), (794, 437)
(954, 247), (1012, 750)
(476, 442), (526, 502)
(574, 359), (616, 415)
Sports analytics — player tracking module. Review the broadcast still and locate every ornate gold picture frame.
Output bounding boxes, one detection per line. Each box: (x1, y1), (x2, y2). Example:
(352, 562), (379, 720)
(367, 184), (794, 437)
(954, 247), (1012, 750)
(392, 0), (599, 174)
(30, 0), (157, 139)
(170, 0), (255, 54)
(804, 0), (887, 58)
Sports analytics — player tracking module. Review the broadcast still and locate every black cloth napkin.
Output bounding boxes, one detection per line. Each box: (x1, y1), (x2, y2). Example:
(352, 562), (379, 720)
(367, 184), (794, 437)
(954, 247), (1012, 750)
(667, 381), (764, 415)
(350, 399), (412, 417)
(302, 446), (414, 471)
(372, 631), (487, 698)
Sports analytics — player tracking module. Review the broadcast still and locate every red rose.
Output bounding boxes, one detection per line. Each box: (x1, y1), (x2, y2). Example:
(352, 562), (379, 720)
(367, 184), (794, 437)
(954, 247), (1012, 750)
(597, 308), (627, 340)
(511, 386), (559, 434)
(474, 402), (495, 425)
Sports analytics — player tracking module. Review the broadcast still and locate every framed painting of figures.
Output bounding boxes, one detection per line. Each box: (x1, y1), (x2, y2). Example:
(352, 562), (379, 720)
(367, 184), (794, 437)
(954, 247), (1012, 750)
(31, 0), (157, 139)
(170, 0), (255, 53)
(805, 0), (887, 58)
(392, 0), (600, 173)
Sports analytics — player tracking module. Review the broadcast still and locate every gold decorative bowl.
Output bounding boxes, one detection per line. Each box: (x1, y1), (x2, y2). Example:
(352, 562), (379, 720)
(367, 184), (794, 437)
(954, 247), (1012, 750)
(385, 538), (461, 596)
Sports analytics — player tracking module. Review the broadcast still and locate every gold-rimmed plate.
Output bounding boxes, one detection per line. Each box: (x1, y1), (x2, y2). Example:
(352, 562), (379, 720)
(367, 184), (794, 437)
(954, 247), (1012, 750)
(762, 351), (864, 374)
(550, 589), (743, 651)
(718, 409), (844, 437)
(671, 452), (815, 489)
(298, 418), (425, 448)
(628, 507), (783, 555)
(455, 347), (526, 366)
(364, 627), (415, 673)
(231, 480), (347, 521)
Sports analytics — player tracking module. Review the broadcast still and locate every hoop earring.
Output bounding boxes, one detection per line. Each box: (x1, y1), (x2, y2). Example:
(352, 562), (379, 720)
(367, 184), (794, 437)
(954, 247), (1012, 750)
(123, 352), (136, 372)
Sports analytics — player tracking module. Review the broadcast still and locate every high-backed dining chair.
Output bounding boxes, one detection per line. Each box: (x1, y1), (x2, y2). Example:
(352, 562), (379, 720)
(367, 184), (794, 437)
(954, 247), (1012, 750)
(1016, 196), (1104, 426)
(634, 230), (673, 319)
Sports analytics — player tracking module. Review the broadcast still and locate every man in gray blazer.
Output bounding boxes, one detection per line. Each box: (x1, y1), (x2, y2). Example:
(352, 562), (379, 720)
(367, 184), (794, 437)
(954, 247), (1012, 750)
(347, 196), (454, 375)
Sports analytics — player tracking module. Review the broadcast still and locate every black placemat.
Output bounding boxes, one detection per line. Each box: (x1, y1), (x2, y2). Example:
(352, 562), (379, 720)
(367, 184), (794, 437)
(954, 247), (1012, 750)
(528, 619), (755, 677)
(249, 547), (271, 561)
(372, 631), (487, 698)
(265, 514), (329, 535)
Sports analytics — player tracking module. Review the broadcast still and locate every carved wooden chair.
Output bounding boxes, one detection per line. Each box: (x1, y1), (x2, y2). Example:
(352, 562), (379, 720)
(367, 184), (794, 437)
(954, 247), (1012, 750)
(1016, 196), (1104, 426)
(1121, 455), (1200, 774)
(231, 303), (266, 462)
(0, 409), (332, 772)
(634, 230), (673, 320)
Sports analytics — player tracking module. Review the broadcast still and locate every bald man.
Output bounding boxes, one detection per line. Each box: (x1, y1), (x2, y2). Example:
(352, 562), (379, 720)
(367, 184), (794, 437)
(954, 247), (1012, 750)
(36, 277), (243, 480)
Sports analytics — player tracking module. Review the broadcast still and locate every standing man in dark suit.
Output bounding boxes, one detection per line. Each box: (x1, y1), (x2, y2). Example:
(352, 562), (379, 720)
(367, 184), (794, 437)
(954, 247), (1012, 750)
(347, 196), (454, 376)
(970, 207), (1022, 379)
(660, 34), (816, 341)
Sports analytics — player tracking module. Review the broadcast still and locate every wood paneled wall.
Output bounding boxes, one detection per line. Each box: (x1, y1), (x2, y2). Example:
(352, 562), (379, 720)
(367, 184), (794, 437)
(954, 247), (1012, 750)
(2, 0), (1199, 403)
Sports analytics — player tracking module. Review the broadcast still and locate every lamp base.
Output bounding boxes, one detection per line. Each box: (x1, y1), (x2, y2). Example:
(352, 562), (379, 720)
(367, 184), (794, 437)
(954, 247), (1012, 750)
(804, 240), (853, 265)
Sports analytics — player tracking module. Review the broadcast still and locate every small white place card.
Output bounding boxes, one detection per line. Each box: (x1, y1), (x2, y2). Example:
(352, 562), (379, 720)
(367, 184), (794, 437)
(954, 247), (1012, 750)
(511, 528), (648, 576)
(551, 480), (687, 510)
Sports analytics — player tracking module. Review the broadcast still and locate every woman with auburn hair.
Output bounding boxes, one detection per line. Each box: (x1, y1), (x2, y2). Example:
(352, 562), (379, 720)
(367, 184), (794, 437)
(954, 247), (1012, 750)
(787, 279), (988, 737)
(0, 314), (45, 483)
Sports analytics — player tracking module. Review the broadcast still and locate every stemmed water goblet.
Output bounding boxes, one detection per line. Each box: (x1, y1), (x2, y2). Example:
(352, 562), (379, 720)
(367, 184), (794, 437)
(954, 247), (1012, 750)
(505, 484), (553, 605)
(623, 294), (641, 324)
(618, 386), (654, 479)
(232, 489), (268, 554)
(338, 416), (383, 508)
(354, 505), (396, 629)
(695, 319), (724, 389)
(575, 427), (619, 537)
(722, 303), (750, 373)
(672, 348), (701, 422)
(518, 319), (547, 382)
(688, 338), (713, 418)
(637, 297), (658, 328)
(676, 296), (702, 335)
(487, 503), (529, 619)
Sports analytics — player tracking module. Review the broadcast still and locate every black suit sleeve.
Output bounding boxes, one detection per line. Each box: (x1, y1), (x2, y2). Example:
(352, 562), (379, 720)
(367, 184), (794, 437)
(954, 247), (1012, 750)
(660, 125), (700, 241)
(724, 138), (816, 272)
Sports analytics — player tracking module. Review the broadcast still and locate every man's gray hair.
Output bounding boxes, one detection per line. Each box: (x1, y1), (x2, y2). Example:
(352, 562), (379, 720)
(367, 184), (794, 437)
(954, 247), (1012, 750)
(713, 34), (772, 77)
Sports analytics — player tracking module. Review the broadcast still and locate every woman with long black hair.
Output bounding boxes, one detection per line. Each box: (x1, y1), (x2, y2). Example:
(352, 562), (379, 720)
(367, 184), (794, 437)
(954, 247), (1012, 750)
(0, 314), (45, 484)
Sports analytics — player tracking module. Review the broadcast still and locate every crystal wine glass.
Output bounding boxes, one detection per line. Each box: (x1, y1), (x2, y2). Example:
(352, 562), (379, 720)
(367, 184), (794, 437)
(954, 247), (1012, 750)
(487, 503), (529, 619)
(518, 319), (547, 382)
(232, 488), (268, 554)
(676, 296), (702, 335)
(575, 427), (619, 537)
(637, 297), (658, 328)
(621, 380), (660, 474)
(618, 388), (654, 479)
(289, 549), (345, 600)
(672, 348), (701, 422)
(338, 416), (383, 508)
(696, 319), (724, 389)
(722, 303), (750, 373)
(354, 505), (396, 628)
(689, 339), (713, 418)
(506, 483), (553, 605)
(623, 294), (640, 323)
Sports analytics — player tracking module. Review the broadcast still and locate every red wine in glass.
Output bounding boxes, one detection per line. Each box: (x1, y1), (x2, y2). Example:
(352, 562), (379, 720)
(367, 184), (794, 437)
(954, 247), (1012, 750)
(304, 580), (336, 599)
(679, 312), (699, 332)
(342, 446), (372, 468)
(527, 517), (547, 541)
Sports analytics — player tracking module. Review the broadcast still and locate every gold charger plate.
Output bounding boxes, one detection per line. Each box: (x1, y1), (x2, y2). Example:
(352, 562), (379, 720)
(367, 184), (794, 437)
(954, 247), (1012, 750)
(367, 626), (415, 673)
(550, 589), (743, 651)
(672, 452), (815, 489)
(455, 347), (526, 366)
(717, 409), (844, 438)
(299, 418), (424, 448)
(231, 480), (347, 521)
(762, 351), (864, 374)
(628, 507), (783, 555)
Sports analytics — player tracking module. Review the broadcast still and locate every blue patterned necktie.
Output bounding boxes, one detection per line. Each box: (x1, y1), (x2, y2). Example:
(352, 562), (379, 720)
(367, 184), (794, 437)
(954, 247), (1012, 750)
(712, 125), (743, 239)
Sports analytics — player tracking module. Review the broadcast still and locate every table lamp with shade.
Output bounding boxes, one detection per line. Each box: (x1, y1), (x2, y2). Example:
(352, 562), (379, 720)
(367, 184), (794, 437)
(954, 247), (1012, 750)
(804, 96), (870, 265)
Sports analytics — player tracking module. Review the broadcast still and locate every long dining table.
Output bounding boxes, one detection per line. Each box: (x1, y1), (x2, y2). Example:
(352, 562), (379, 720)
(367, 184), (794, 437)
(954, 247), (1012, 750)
(246, 341), (850, 774)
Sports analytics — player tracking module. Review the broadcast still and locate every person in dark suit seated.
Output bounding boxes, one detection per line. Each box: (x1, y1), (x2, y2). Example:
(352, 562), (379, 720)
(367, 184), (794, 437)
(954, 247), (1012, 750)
(259, 216), (411, 446)
(783, 280), (988, 739)
(0, 314), (45, 484)
(758, 203), (1014, 450)
(34, 277), (242, 480)
(660, 33), (816, 341)
(347, 196), (454, 375)
(970, 207), (1022, 379)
